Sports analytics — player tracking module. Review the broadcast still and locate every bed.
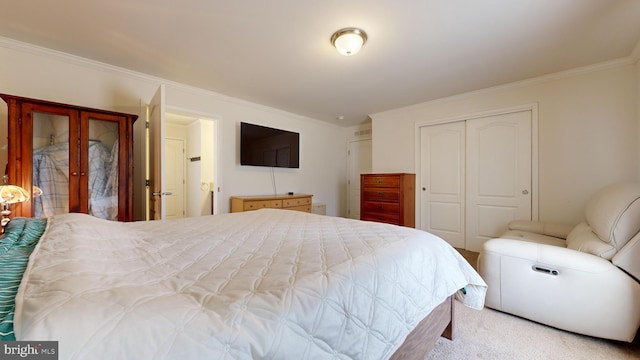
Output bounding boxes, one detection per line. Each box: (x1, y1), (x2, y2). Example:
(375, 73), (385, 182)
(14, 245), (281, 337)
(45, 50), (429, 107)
(5, 209), (486, 359)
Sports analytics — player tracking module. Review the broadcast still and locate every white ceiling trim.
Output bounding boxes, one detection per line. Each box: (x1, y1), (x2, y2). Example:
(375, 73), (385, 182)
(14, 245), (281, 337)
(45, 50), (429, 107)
(0, 36), (341, 129)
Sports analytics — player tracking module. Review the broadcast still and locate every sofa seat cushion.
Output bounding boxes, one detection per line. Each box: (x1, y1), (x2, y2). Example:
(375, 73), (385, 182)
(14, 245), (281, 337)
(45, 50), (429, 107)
(500, 230), (567, 247)
(566, 222), (617, 259)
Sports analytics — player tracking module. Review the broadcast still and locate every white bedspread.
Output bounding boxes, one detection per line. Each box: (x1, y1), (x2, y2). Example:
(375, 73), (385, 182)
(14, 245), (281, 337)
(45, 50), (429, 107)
(15, 209), (486, 359)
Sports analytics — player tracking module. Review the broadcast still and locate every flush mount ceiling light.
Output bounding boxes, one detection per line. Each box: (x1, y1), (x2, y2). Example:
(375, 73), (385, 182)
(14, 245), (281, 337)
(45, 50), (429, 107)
(330, 27), (367, 56)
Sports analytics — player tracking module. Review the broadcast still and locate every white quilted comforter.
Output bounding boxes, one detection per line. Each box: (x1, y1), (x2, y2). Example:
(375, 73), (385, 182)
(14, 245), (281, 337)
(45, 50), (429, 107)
(15, 209), (486, 359)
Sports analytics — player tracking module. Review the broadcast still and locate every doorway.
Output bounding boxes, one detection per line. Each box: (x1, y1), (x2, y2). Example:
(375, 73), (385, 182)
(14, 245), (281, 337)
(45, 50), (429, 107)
(139, 85), (220, 221)
(347, 138), (372, 219)
(162, 112), (217, 219)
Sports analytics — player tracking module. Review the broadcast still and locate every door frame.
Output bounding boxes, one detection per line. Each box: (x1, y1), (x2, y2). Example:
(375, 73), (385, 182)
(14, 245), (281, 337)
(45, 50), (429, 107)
(140, 85), (223, 220)
(164, 105), (222, 217)
(414, 103), (539, 230)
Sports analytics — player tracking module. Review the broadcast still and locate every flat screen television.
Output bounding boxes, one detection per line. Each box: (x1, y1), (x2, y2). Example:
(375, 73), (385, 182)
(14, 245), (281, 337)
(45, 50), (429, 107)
(240, 122), (300, 168)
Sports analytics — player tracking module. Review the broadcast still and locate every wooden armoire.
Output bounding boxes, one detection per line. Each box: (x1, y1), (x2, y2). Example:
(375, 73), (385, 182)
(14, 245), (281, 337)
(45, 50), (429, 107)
(1, 94), (138, 221)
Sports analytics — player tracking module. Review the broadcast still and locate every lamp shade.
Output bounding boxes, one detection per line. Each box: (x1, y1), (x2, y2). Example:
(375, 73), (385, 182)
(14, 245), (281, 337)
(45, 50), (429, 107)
(0, 184), (31, 204)
(331, 28), (367, 56)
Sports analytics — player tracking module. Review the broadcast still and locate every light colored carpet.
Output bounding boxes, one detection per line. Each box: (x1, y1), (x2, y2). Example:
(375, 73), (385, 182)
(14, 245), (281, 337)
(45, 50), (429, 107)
(427, 301), (640, 360)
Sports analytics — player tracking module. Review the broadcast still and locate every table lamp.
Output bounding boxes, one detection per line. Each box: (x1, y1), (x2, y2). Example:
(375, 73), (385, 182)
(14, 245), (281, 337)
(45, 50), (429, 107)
(0, 176), (31, 233)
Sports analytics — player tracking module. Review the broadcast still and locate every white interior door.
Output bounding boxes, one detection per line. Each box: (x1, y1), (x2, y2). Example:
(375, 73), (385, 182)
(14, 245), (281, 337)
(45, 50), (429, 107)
(466, 111), (532, 251)
(348, 139), (372, 219)
(419, 122), (466, 248)
(165, 138), (185, 219)
(148, 85), (166, 220)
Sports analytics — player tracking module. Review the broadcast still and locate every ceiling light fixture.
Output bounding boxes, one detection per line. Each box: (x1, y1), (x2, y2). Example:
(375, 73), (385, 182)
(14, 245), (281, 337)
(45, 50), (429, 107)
(331, 27), (367, 56)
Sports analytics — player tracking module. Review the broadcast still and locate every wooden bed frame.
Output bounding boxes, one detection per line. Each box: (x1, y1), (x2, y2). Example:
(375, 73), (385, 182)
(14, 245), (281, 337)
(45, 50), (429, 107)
(390, 295), (454, 359)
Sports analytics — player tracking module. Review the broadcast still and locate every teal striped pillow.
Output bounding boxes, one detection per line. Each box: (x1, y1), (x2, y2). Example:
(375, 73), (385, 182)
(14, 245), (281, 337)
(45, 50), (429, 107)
(0, 217), (47, 340)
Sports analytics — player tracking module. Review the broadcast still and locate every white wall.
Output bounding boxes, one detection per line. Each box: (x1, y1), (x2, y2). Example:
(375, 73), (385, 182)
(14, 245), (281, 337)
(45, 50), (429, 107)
(163, 86), (348, 216)
(371, 60), (639, 225)
(0, 37), (349, 217)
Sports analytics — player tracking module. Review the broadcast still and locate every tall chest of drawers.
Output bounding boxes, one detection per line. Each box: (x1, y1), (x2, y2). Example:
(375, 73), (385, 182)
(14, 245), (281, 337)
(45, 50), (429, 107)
(360, 173), (415, 227)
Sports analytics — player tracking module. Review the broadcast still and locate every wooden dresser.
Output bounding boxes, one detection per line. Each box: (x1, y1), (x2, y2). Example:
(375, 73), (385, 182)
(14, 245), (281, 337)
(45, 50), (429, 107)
(360, 173), (415, 227)
(230, 194), (313, 213)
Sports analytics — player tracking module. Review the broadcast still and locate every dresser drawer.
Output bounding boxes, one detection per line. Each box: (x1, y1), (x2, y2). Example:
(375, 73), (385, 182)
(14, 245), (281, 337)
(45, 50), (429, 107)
(286, 205), (312, 212)
(362, 188), (400, 202)
(361, 212), (400, 225)
(244, 200), (283, 211)
(362, 201), (400, 214)
(283, 197), (312, 208)
(362, 175), (400, 188)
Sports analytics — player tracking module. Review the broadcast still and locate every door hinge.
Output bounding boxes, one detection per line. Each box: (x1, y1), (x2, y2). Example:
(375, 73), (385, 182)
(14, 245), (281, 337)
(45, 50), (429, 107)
(145, 179), (150, 187)
(145, 121), (150, 129)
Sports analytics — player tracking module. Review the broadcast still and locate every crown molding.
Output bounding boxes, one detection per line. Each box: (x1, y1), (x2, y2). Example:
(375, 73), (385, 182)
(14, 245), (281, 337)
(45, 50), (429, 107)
(0, 36), (338, 128)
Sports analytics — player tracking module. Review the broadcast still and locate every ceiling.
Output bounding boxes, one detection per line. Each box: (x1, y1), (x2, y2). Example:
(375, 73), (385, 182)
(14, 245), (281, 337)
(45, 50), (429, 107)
(1, 1), (640, 127)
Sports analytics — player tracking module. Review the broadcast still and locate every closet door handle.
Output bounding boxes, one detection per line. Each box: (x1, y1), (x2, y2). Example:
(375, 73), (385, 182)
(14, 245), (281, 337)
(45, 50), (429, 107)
(80, 172), (86, 176)
(71, 171), (78, 176)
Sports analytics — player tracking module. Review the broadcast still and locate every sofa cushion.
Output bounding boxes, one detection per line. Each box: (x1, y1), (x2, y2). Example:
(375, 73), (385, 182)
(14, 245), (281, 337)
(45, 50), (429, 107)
(584, 182), (640, 251)
(566, 222), (617, 259)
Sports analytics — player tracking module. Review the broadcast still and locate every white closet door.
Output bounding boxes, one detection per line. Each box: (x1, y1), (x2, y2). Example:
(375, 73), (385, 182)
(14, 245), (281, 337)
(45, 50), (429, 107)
(419, 121), (466, 248)
(348, 139), (372, 219)
(466, 111), (532, 251)
(418, 109), (533, 251)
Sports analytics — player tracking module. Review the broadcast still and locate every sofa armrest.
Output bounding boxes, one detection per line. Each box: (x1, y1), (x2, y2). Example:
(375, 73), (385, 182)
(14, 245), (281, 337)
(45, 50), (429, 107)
(508, 220), (574, 239)
(482, 238), (613, 272)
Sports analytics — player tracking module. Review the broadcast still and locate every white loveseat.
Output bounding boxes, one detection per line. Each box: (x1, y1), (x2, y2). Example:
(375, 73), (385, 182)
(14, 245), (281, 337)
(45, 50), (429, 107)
(477, 182), (640, 342)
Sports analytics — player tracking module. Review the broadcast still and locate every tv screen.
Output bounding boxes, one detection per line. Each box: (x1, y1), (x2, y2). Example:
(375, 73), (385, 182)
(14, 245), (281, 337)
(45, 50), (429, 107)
(240, 122), (300, 168)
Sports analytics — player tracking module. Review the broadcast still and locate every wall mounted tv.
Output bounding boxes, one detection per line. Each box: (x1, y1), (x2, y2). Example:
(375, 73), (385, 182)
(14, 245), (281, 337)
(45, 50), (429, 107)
(240, 122), (300, 168)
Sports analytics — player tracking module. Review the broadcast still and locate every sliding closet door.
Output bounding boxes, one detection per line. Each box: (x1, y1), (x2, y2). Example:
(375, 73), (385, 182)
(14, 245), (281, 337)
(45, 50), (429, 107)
(466, 111), (531, 252)
(418, 109), (532, 251)
(419, 121), (465, 248)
